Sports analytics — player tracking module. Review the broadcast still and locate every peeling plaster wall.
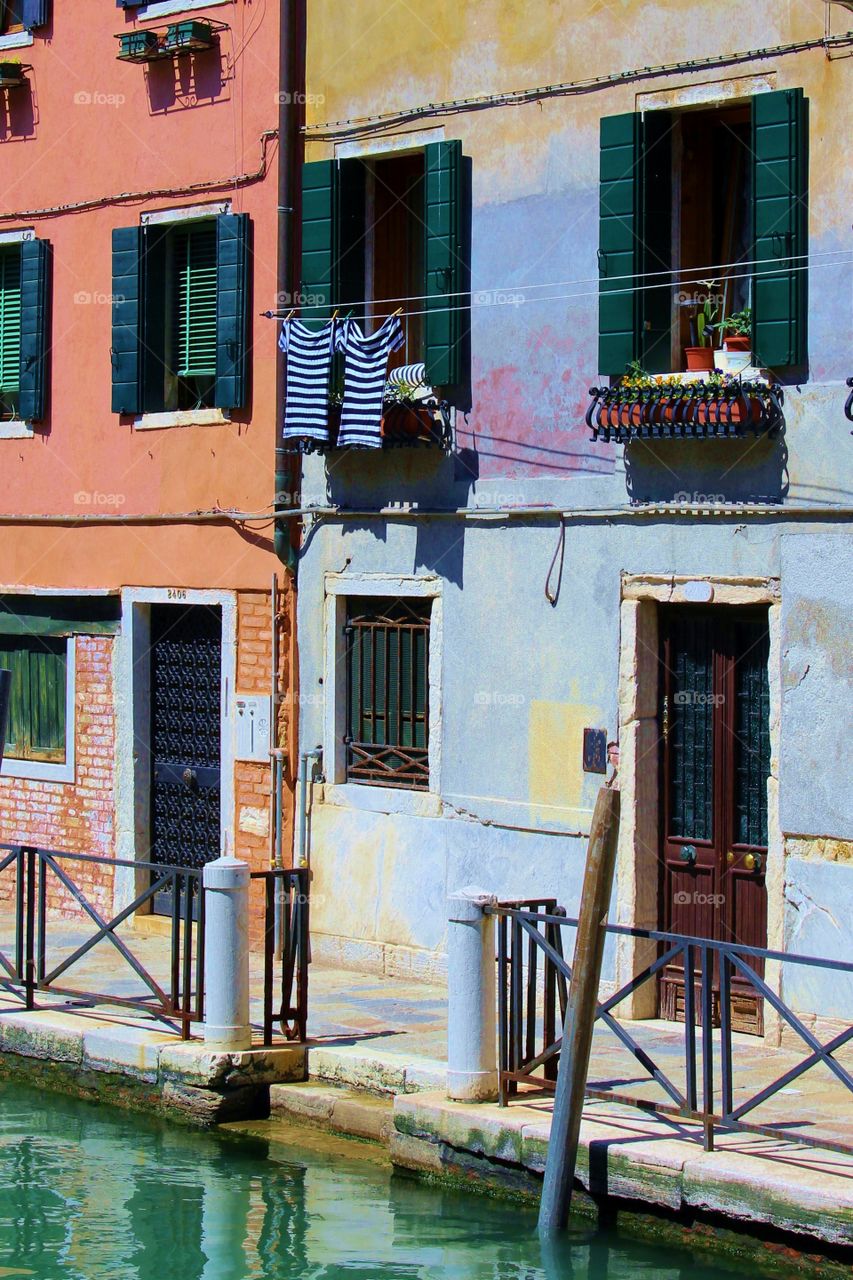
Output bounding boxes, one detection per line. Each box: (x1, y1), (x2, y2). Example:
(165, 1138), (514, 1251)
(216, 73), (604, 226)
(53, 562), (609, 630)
(299, 2), (853, 982)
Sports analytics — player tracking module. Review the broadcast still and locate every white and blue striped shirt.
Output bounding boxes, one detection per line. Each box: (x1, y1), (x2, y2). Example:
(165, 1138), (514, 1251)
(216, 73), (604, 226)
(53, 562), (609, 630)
(337, 315), (405, 449)
(279, 318), (341, 445)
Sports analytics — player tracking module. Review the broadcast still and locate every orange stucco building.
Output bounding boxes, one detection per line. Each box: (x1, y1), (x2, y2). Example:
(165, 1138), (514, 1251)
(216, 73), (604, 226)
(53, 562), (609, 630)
(0, 0), (295, 923)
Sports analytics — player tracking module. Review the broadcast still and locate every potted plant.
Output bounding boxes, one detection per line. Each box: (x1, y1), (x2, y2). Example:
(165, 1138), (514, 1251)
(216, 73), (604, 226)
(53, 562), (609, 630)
(684, 281), (721, 373)
(709, 307), (752, 375)
(0, 58), (26, 89)
(381, 379), (440, 443)
(164, 20), (217, 52)
(118, 29), (160, 61)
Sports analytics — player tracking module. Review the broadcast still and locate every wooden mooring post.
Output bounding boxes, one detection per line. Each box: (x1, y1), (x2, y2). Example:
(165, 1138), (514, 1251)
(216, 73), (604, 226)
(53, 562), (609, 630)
(538, 782), (621, 1236)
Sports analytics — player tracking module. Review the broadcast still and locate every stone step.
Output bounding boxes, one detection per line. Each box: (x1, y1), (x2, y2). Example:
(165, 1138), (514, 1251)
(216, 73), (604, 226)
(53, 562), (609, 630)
(269, 1081), (394, 1145)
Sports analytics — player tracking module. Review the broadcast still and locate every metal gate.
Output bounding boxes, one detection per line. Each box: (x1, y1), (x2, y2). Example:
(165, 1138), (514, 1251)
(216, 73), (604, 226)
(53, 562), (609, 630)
(149, 604), (222, 914)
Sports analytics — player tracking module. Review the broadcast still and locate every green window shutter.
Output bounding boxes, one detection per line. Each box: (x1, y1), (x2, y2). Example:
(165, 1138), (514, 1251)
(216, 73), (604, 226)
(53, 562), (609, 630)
(300, 159), (338, 325)
(752, 88), (808, 369)
(111, 225), (144, 415)
(173, 223), (217, 380)
(0, 247), (22, 415)
(0, 638), (66, 763)
(423, 140), (463, 388)
(214, 213), (250, 410)
(19, 237), (50, 422)
(599, 112), (642, 378)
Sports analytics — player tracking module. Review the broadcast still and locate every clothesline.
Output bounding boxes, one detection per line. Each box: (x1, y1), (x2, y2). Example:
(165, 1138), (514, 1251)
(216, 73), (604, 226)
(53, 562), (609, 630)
(260, 249), (851, 318)
(262, 255), (852, 324)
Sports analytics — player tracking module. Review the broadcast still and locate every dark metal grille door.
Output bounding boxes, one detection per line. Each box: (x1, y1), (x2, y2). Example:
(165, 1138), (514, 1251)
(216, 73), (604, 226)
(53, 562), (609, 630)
(149, 605), (222, 913)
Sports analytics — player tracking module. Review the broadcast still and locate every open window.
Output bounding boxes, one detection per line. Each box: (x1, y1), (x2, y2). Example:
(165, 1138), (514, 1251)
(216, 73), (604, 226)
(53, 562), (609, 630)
(0, 1), (48, 34)
(300, 142), (467, 391)
(111, 212), (250, 417)
(598, 89), (808, 379)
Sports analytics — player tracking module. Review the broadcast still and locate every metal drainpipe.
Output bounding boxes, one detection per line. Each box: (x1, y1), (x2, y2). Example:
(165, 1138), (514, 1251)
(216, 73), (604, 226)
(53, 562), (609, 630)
(297, 748), (323, 869)
(273, 0), (305, 577)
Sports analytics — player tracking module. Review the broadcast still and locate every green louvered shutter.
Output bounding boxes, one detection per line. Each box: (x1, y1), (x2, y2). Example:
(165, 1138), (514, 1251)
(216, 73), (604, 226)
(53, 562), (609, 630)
(300, 160), (337, 326)
(173, 222), (217, 381)
(0, 638), (66, 763)
(19, 237), (49, 422)
(0, 248), (21, 418)
(111, 225), (144, 414)
(598, 112), (642, 377)
(752, 88), (808, 369)
(214, 213), (250, 409)
(424, 140), (463, 388)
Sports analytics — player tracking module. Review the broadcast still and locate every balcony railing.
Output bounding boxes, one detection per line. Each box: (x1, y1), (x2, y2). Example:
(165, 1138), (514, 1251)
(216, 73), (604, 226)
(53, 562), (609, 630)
(587, 379), (784, 444)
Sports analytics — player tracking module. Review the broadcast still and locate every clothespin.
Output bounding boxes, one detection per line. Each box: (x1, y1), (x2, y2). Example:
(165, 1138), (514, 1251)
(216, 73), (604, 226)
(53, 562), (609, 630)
(285, 308), (295, 322)
(392, 306), (404, 318)
(332, 309), (339, 321)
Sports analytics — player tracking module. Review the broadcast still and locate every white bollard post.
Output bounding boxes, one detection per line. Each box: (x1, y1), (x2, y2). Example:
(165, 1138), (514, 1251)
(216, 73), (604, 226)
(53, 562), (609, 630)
(203, 854), (252, 1051)
(446, 886), (498, 1102)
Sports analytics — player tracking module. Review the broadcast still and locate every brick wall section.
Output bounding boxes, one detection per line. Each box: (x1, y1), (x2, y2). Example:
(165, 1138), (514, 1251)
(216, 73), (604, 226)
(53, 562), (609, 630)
(235, 588), (296, 945)
(0, 635), (116, 918)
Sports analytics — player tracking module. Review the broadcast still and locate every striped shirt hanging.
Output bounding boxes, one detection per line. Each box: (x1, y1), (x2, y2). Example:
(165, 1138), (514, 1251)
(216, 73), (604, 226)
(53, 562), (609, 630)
(338, 315), (404, 450)
(279, 318), (340, 446)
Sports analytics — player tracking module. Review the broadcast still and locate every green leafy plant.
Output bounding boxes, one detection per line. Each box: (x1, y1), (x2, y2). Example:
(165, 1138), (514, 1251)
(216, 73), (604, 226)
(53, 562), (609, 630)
(709, 306), (752, 340)
(692, 281), (723, 348)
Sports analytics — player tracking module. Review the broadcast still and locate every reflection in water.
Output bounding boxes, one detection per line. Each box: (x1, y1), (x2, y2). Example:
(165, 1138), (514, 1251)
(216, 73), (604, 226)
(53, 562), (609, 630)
(0, 1083), (743, 1279)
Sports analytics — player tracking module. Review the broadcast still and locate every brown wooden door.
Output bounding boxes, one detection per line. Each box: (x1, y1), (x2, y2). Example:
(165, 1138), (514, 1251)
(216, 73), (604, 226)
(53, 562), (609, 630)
(659, 607), (770, 1034)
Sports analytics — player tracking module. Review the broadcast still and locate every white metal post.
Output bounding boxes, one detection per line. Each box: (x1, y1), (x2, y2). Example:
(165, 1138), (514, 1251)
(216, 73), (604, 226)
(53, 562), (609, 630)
(446, 886), (498, 1102)
(203, 854), (252, 1051)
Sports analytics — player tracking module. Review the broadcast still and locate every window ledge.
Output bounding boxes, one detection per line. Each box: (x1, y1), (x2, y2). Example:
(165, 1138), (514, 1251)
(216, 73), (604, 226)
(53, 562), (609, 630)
(133, 408), (230, 431)
(0, 31), (33, 52)
(1, 758), (74, 784)
(321, 781), (442, 818)
(0, 420), (34, 440)
(135, 0), (231, 19)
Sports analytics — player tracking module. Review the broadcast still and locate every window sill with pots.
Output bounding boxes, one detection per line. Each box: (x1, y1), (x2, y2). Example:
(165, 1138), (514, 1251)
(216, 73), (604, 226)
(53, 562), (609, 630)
(586, 365), (783, 443)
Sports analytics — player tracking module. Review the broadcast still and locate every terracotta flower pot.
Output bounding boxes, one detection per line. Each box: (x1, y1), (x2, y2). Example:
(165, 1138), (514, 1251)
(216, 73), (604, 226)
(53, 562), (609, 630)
(685, 347), (715, 372)
(723, 335), (751, 352)
(381, 403), (437, 442)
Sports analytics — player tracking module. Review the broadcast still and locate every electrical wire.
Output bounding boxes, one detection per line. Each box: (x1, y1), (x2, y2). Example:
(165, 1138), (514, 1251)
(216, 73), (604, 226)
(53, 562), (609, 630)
(303, 33), (853, 139)
(0, 129), (278, 223)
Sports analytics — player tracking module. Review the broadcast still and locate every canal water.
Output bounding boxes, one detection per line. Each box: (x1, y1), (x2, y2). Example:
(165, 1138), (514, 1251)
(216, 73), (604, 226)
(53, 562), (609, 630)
(0, 1080), (776, 1278)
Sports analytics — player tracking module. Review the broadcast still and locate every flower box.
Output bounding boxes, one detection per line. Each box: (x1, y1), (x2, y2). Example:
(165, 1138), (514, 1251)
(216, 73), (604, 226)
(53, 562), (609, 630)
(117, 30), (161, 62)
(587, 377), (782, 442)
(381, 403), (440, 444)
(164, 20), (217, 52)
(0, 62), (27, 88)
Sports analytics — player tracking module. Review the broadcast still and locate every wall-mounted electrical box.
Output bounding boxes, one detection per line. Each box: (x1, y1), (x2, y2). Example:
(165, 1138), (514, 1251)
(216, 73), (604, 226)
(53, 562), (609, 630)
(234, 695), (271, 762)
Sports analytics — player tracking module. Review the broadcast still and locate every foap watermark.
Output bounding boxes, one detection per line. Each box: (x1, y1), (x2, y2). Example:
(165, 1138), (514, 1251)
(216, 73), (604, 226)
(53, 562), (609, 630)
(275, 290), (328, 310)
(74, 490), (126, 508)
(74, 90), (126, 108)
(74, 291), (125, 307)
(474, 690), (525, 707)
(674, 890), (725, 907)
(673, 690), (724, 707)
(677, 287), (726, 311)
(473, 288), (525, 309)
(672, 490), (726, 504)
(274, 91), (326, 106)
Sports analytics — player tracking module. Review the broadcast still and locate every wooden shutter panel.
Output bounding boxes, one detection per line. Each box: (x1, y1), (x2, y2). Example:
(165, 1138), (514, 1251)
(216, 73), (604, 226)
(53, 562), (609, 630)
(0, 248), (21, 407)
(21, 0), (49, 27)
(19, 237), (49, 423)
(174, 223), (217, 379)
(0, 639), (65, 763)
(111, 225), (144, 415)
(214, 213), (250, 410)
(300, 160), (337, 325)
(423, 140), (463, 388)
(752, 88), (808, 369)
(599, 112), (642, 377)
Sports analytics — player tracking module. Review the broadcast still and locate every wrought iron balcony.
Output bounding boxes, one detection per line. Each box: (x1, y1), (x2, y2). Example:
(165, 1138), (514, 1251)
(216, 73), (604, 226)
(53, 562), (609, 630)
(587, 378), (784, 444)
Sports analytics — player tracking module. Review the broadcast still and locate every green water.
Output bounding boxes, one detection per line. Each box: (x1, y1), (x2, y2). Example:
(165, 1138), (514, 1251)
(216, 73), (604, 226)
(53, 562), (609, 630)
(0, 1081), (778, 1279)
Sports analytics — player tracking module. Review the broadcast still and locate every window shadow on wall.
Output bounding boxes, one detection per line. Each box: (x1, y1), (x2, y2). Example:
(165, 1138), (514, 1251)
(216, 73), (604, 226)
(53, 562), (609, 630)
(623, 434), (790, 506)
(146, 51), (227, 114)
(0, 81), (36, 140)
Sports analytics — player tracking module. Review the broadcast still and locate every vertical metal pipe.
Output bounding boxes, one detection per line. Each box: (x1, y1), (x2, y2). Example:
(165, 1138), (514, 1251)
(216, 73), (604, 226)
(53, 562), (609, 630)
(24, 847), (35, 1010)
(497, 915), (508, 1106)
(700, 944), (715, 1150)
(719, 951), (733, 1118)
(684, 944), (697, 1112)
(37, 852), (46, 986)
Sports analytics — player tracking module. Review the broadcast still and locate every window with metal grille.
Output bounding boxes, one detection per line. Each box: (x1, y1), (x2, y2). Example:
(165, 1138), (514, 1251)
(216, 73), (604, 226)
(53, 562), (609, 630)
(0, 636), (67, 763)
(345, 597), (430, 790)
(0, 247), (22, 421)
